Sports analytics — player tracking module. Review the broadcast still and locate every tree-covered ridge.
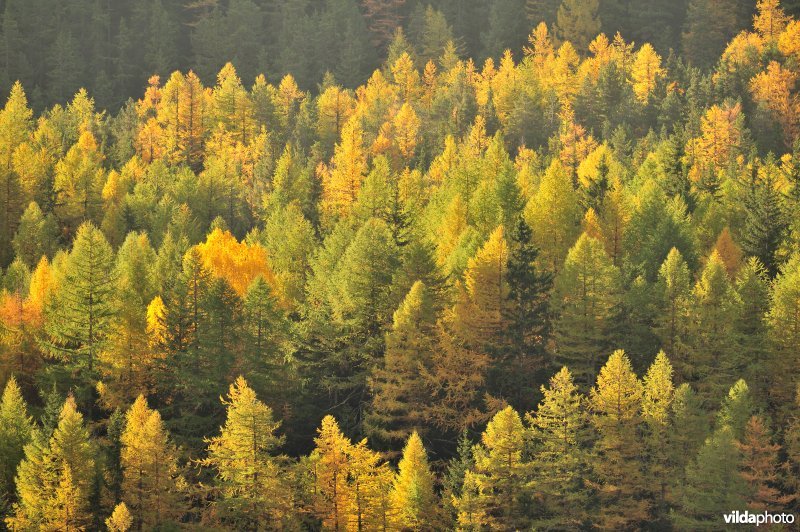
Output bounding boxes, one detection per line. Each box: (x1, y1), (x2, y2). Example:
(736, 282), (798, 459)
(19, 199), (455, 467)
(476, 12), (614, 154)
(0, 0), (799, 529)
(0, 0), (791, 111)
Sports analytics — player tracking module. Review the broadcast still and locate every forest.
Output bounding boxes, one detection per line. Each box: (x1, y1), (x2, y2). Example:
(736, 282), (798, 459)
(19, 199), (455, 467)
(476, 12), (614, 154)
(0, 0), (799, 529)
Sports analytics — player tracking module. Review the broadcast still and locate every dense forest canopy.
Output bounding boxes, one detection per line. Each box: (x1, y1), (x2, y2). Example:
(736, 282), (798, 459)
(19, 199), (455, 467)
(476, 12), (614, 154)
(2, 0), (797, 111)
(0, 0), (800, 530)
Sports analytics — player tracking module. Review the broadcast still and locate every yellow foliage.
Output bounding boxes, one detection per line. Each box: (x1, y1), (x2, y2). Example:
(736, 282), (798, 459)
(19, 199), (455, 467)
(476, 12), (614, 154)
(195, 228), (275, 297)
(754, 0), (789, 41)
(631, 43), (664, 102)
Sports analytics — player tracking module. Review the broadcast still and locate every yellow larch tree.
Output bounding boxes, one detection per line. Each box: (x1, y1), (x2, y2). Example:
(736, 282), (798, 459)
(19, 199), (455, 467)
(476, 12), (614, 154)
(750, 61), (799, 146)
(195, 228), (276, 298)
(631, 43), (665, 103)
(310, 415), (353, 531)
(390, 432), (439, 529)
(322, 116), (368, 218)
(451, 226), (510, 346)
(120, 395), (186, 529)
(754, 0), (789, 42)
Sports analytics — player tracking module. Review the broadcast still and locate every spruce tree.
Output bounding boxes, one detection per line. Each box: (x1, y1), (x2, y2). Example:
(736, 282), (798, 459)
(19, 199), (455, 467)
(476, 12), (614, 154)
(500, 217), (552, 410)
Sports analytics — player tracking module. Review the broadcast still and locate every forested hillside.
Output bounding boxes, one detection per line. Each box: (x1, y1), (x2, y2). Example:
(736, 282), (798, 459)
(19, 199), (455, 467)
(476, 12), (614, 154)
(1, 0), (793, 111)
(0, 0), (800, 529)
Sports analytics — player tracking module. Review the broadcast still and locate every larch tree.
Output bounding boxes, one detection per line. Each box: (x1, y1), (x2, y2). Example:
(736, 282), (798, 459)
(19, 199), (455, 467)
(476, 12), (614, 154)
(322, 116), (368, 219)
(524, 160), (582, 274)
(631, 43), (664, 103)
(0, 376), (33, 515)
(667, 383), (708, 496)
(653, 248), (692, 376)
(120, 395), (186, 529)
(554, 233), (621, 386)
(42, 222), (116, 406)
(390, 431), (439, 529)
(526, 366), (591, 528)
(738, 415), (792, 512)
(100, 232), (158, 409)
(687, 250), (743, 398)
(0, 81), (33, 266)
(589, 349), (649, 529)
(641, 351), (675, 521)
(201, 376), (291, 528)
(672, 426), (748, 528)
(367, 281), (437, 449)
(310, 415), (353, 531)
(554, 0), (601, 54)
(105, 502), (133, 532)
(7, 397), (95, 531)
(766, 253), (800, 411)
(716, 379), (757, 440)
(468, 406), (530, 529)
(451, 225), (510, 350)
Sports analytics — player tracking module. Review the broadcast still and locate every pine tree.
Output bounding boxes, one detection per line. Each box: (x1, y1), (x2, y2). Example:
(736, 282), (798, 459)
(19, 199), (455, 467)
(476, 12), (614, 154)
(120, 395), (186, 529)
(390, 431), (439, 529)
(202, 376), (291, 528)
(589, 349), (649, 529)
(554, 233), (621, 385)
(527, 366), (591, 528)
